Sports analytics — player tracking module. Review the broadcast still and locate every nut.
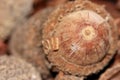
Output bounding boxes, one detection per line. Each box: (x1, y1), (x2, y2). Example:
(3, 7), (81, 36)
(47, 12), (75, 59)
(0, 55), (41, 80)
(9, 7), (54, 79)
(42, 0), (118, 76)
(0, 0), (33, 40)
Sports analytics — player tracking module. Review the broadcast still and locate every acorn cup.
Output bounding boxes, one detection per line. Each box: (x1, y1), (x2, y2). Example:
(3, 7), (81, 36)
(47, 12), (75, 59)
(9, 7), (55, 79)
(42, 0), (118, 78)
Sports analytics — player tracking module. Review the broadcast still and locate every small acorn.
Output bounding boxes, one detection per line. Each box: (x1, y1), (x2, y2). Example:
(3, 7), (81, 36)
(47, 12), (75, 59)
(9, 7), (54, 79)
(0, 0), (33, 40)
(42, 0), (118, 77)
(0, 55), (41, 80)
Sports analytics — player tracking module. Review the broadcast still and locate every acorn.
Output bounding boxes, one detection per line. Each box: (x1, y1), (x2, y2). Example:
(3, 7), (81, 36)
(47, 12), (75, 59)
(42, 0), (118, 77)
(0, 0), (33, 40)
(9, 7), (54, 79)
(0, 55), (41, 80)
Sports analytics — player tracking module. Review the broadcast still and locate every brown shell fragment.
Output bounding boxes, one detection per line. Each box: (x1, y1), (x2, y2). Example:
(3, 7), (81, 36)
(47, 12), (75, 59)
(9, 8), (54, 79)
(42, 0), (118, 76)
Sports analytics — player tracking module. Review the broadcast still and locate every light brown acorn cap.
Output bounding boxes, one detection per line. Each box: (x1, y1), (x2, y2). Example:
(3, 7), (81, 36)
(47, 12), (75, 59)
(42, 0), (118, 76)
(0, 55), (41, 80)
(9, 7), (55, 79)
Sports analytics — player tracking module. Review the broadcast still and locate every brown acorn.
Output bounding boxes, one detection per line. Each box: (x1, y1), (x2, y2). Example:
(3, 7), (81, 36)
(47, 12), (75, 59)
(42, 0), (118, 77)
(0, 0), (33, 40)
(9, 7), (54, 79)
(0, 55), (41, 80)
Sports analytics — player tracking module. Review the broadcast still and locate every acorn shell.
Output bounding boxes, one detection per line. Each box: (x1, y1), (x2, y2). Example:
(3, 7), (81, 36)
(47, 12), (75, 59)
(9, 8), (54, 79)
(42, 0), (118, 76)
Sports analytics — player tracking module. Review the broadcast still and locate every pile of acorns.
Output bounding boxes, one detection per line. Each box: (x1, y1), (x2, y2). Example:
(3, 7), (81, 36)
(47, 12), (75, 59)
(0, 0), (120, 80)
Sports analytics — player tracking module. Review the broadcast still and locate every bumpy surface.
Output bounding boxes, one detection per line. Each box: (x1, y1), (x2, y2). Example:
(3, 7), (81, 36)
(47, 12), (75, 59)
(42, 0), (118, 76)
(0, 0), (33, 40)
(0, 55), (41, 80)
(9, 7), (54, 79)
(99, 64), (120, 80)
(55, 72), (84, 80)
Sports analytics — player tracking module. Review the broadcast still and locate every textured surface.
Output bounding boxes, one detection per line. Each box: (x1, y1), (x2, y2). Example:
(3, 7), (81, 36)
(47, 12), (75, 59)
(55, 72), (84, 80)
(0, 0), (33, 40)
(0, 55), (41, 80)
(99, 54), (120, 80)
(42, 0), (118, 76)
(9, 7), (54, 79)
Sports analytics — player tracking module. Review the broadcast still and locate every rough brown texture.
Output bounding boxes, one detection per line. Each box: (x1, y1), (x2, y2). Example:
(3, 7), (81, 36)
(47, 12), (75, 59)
(42, 0), (118, 76)
(0, 55), (41, 80)
(99, 54), (120, 80)
(0, 0), (33, 40)
(55, 72), (84, 80)
(114, 18), (120, 36)
(47, 0), (68, 7)
(9, 7), (54, 79)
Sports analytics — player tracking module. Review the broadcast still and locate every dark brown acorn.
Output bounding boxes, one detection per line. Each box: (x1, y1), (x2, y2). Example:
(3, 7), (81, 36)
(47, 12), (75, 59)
(42, 0), (118, 77)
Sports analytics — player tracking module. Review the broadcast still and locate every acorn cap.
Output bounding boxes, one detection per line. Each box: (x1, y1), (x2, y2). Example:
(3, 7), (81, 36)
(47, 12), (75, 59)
(42, 0), (118, 76)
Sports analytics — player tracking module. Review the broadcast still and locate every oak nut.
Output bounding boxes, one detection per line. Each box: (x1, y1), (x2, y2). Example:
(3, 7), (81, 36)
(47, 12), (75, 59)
(9, 7), (54, 79)
(0, 0), (33, 40)
(42, 0), (118, 76)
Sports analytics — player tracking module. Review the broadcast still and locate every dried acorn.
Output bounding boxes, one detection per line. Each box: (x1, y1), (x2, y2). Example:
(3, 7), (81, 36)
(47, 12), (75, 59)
(9, 8), (54, 79)
(0, 55), (41, 80)
(0, 0), (33, 40)
(42, 0), (118, 77)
